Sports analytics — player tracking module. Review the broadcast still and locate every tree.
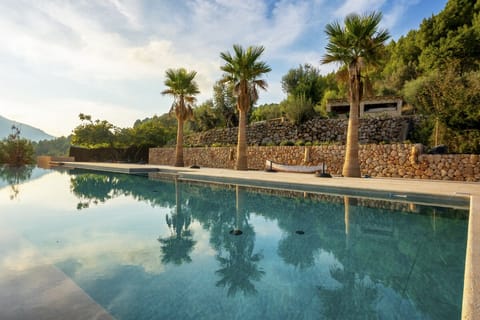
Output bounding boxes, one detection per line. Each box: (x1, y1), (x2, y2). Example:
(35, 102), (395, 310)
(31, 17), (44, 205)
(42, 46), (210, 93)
(281, 64), (327, 105)
(381, 31), (421, 94)
(0, 126), (35, 166)
(162, 68), (200, 167)
(250, 103), (282, 122)
(418, 0), (480, 74)
(220, 44), (271, 170)
(404, 61), (480, 153)
(322, 12), (390, 177)
(213, 80), (238, 128)
(33, 136), (71, 156)
(188, 100), (222, 132)
(131, 117), (174, 147)
(71, 114), (117, 148)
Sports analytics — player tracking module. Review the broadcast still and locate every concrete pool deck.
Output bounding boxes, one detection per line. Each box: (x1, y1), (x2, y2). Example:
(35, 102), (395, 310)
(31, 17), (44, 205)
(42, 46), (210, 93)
(59, 161), (480, 319)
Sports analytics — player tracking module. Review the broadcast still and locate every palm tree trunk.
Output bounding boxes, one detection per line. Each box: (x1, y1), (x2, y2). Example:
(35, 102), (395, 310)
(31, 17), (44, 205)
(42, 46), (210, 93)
(236, 109), (248, 170)
(175, 118), (184, 167)
(344, 196), (351, 250)
(343, 69), (361, 177)
(174, 178), (182, 237)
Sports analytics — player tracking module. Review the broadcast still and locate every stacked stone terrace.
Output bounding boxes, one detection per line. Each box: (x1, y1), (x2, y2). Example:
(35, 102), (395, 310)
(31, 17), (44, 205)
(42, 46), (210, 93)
(183, 116), (415, 147)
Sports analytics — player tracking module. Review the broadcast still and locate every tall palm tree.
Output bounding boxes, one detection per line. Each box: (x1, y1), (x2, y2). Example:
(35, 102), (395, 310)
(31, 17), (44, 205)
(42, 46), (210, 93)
(220, 45), (271, 170)
(162, 68), (200, 167)
(322, 12), (390, 177)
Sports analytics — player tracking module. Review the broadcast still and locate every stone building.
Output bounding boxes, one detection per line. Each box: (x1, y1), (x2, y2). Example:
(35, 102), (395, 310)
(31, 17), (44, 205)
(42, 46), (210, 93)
(326, 96), (403, 117)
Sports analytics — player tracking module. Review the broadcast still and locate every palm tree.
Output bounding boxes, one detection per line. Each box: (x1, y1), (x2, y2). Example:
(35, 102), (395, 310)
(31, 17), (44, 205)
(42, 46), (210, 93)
(161, 68), (200, 167)
(220, 45), (271, 170)
(322, 12), (390, 177)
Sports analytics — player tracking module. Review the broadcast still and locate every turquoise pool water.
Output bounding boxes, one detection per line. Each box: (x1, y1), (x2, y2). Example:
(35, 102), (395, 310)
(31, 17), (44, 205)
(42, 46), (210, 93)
(0, 166), (469, 319)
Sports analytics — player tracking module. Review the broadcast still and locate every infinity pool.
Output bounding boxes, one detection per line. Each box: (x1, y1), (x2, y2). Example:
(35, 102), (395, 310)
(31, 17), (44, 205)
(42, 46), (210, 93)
(0, 166), (469, 319)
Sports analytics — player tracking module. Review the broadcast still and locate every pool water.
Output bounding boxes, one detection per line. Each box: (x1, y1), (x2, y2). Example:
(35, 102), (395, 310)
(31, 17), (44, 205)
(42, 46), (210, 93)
(0, 166), (469, 319)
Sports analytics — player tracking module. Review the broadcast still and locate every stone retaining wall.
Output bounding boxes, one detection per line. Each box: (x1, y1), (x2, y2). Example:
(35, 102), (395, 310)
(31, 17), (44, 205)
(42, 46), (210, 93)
(182, 116), (415, 146)
(149, 144), (480, 182)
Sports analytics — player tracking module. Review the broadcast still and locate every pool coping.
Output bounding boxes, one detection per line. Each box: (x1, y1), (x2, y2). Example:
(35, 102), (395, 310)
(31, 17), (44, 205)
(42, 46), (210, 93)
(59, 161), (480, 319)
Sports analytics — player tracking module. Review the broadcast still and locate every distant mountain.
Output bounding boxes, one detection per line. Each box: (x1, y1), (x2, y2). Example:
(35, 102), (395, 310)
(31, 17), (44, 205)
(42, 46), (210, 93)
(0, 115), (56, 142)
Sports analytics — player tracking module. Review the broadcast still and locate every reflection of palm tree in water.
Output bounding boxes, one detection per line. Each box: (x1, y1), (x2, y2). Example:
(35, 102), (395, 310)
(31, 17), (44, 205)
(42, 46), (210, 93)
(317, 197), (378, 319)
(277, 202), (323, 269)
(319, 263), (378, 319)
(215, 186), (265, 297)
(158, 178), (196, 265)
(0, 166), (33, 200)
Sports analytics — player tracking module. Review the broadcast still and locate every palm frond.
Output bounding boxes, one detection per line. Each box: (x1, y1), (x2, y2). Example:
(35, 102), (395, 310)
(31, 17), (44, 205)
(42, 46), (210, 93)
(162, 67), (200, 120)
(219, 44), (271, 108)
(322, 11), (390, 72)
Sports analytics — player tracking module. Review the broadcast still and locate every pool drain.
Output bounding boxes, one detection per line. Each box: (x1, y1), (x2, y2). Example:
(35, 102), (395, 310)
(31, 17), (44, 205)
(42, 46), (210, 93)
(295, 230), (305, 235)
(230, 229), (243, 235)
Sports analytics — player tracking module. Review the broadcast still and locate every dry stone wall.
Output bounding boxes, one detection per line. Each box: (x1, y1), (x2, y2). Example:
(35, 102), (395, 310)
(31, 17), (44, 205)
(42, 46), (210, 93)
(182, 116), (414, 146)
(149, 144), (480, 182)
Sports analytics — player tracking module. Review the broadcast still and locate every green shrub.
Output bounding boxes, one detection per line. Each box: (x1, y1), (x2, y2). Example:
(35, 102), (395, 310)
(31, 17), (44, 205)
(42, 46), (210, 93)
(280, 140), (295, 146)
(295, 139), (305, 146)
(280, 94), (315, 124)
(211, 143), (223, 147)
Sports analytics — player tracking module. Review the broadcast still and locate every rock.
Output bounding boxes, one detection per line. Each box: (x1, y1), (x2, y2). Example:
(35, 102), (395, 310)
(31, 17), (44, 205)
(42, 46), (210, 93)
(429, 145), (448, 154)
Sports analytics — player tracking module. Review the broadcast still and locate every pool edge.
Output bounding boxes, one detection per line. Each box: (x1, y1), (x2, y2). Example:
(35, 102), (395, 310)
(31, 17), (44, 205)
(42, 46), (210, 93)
(462, 195), (480, 320)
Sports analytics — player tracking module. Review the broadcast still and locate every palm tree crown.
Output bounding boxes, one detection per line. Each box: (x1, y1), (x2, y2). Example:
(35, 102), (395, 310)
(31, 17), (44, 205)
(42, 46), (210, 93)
(322, 11), (390, 72)
(220, 45), (271, 112)
(162, 68), (200, 120)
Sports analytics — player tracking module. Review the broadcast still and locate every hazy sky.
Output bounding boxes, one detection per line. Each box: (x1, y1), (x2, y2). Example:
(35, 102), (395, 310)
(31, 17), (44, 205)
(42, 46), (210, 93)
(0, 0), (447, 137)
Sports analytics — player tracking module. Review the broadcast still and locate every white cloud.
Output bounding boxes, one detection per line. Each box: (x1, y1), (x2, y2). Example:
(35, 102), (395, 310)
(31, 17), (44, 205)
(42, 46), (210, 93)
(107, 0), (144, 30)
(334, 0), (386, 17)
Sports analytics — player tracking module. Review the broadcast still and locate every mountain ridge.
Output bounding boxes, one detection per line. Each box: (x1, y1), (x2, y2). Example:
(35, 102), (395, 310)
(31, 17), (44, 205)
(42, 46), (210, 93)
(0, 115), (56, 142)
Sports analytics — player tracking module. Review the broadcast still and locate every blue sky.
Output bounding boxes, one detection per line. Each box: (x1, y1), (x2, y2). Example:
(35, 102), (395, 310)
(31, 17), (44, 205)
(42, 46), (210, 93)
(0, 0), (448, 137)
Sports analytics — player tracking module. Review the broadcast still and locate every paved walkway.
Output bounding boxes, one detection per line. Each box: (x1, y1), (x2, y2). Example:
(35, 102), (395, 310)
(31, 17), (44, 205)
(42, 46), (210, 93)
(61, 161), (480, 319)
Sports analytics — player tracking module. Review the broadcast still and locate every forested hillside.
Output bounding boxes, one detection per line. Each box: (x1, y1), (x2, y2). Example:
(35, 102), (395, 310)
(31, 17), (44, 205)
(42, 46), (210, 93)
(379, 0), (480, 152)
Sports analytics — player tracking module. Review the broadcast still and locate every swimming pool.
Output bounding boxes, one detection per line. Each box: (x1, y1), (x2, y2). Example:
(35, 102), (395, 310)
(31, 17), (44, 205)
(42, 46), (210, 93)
(0, 166), (469, 319)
